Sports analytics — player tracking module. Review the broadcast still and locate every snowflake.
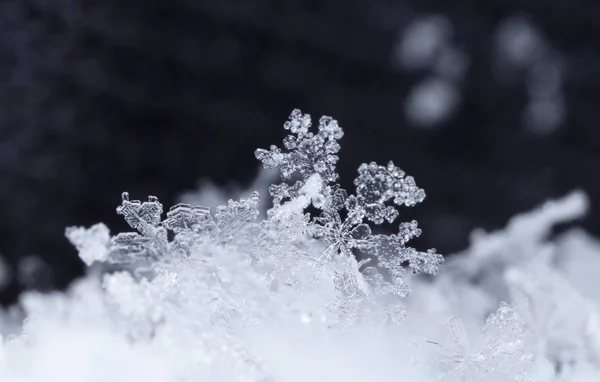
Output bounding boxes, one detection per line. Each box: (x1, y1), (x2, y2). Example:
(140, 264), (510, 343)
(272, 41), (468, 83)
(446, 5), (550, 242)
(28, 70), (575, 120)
(89, 109), (440, 326)
(310, 162), (439, 299)
(506, 261), (595, 372)
(107, 192), (261, 264)
(426, 302), (534, 382)
(257, 109), (442, 316)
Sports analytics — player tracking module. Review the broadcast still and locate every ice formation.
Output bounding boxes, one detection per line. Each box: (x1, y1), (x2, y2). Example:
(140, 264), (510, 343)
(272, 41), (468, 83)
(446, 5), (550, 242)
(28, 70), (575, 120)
(0, 110), (599, 381)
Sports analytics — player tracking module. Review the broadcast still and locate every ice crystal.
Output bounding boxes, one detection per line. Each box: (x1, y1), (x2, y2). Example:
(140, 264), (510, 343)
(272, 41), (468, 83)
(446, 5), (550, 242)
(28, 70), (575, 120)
(426, 302), (533, 382)
(110, 193), (168, 264)
(29, 109), (451, 381)
(100, 109), (441, 327)
(255, 109), (342, 183)
(7, 110), (600, 381)
(311, 211), (441, 301)
(353, 161), (426, 223)
(256, 109), (442, 309)
(506, 261), (596, 374)
(107, 191), (261, 264)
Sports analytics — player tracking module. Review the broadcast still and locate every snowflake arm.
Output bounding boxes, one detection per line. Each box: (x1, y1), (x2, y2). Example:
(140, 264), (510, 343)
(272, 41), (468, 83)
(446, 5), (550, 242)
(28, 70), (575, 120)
(117, 192), (164, 235)
(215, 191), (261, 240)
(109, 193), (168, 264)
(104, 191), (262, 265)
(255, 109), (342, 183)
(353, 161), (426, 224)
(162, 204), (216, 236)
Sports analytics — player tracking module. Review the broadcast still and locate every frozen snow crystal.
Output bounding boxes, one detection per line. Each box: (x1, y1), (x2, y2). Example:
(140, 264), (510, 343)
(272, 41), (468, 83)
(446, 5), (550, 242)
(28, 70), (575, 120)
(9, 108), (600, 382)
(255, 109), (342, 184)
(426, 302), (533, 382)
(109, 193), (168, 264)
(162, 203), (215, 235)
(102, 109), (441, 324)
(107, 190), (261, 265)
(354, 161), (426, 221)
(26, 109), (449, 381)
(256, 110), (442, 315)
(506, 261), (596, 374)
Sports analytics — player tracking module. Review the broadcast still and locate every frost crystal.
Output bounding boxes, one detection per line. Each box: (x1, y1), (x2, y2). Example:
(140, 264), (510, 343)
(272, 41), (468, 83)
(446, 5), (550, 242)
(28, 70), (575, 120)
(256, 109), (443, 318)
(255, 109), (342, 183)
(107, 191), (261, 264)
(102, 109), (441, 325)
(14, 109), (600, 382)
(353, 161), (426, 223)
(506, 261), (596, 372)
(51, 109), (446, 381)
(426, 302), (533, 382)
(110, 193), (168, 264)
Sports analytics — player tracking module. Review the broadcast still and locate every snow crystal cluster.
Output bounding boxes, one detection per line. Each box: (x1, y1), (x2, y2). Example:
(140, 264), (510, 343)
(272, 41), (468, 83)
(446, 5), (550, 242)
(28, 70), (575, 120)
(0, 110), (599, 381)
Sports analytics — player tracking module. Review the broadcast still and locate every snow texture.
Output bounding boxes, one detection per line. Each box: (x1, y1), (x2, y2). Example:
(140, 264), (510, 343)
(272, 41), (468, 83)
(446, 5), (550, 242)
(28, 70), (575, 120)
(0, 110), (599, 382)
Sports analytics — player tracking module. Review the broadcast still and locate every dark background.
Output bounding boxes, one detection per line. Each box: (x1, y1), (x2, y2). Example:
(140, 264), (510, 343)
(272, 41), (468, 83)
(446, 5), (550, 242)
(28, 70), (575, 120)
(0, 0), (598, 305)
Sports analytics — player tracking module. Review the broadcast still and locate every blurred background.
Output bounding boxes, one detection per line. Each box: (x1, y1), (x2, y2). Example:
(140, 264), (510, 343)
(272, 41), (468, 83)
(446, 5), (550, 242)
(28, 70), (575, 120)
(0, 0), (597, 305)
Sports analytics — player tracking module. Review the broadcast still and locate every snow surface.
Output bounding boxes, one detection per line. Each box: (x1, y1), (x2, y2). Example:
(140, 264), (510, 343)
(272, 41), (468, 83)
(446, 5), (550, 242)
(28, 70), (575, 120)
(0, 111), (599, 381)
